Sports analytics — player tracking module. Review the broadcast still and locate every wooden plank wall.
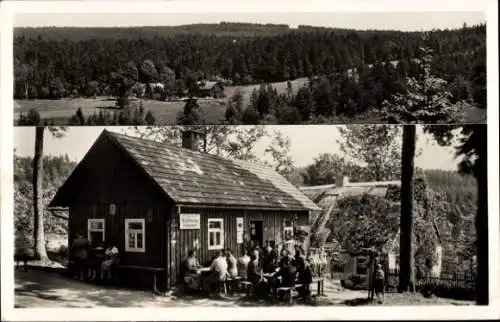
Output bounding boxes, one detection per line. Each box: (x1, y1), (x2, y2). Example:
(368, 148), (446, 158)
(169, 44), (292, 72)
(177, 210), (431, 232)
(167, 206), (309, 288)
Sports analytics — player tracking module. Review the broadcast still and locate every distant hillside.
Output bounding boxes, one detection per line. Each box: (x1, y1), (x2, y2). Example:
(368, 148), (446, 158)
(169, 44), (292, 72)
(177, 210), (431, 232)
(14, 22), (295, 40)
(14, 21), (480, 41)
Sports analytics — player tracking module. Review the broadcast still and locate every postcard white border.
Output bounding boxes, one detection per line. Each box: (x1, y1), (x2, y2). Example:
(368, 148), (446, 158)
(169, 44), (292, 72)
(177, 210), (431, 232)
(1, 0), (499, 321)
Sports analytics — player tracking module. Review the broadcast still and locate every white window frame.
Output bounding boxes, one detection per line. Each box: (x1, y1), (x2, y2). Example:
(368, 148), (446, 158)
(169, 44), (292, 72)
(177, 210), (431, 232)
(87, 218), (105, 244)
(125, 218), (146, 253)
(208, 218), (224, 250)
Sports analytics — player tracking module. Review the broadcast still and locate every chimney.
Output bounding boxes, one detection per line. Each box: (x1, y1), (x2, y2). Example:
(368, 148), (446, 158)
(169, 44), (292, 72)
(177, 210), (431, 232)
(182, 130), (200, 151)
(336, 175), (349, 187)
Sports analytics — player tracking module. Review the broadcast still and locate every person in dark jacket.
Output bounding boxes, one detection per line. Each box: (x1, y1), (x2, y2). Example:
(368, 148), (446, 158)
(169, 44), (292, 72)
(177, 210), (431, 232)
(70, 232), (90, 281)
(247, 250), (261, 285)
(296, 255), (313, 300)
(374, 263), (385, 304)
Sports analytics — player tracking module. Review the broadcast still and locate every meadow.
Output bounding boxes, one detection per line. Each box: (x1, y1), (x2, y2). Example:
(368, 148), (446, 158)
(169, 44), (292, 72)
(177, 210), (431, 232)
(14, 77), (485, 125)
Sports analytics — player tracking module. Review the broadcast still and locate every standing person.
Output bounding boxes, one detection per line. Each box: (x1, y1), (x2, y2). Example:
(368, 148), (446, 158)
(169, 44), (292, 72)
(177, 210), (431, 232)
(70, 231), (90, 281)
(369, 252), (379, 300)
(100, 245), (119, 281)
(374, 264), (385, 304)
(14, 233), (33, 272)
(247, 250), (261, 285)
(296, 255), (313, 300)
(268, 241), (279, 272)
(89, 242), (105, 281)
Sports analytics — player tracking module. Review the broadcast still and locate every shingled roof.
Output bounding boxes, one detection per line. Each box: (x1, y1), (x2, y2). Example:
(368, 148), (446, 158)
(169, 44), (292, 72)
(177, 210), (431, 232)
(59, 130), (319, 211)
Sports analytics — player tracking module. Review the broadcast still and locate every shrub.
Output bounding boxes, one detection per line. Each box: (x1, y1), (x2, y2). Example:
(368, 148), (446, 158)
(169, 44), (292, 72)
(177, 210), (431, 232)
(418, 281), (474, 301)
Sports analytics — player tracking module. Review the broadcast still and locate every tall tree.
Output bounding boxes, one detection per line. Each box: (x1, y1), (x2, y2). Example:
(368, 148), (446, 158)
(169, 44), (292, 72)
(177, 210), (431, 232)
(338, 125), (402, 181)
(15, 63), (34, 99)
(32, 126), (67, 260)
(264, 130), (294, 178)
(382, 43), (462, 293)
(399, 124), (417, 292)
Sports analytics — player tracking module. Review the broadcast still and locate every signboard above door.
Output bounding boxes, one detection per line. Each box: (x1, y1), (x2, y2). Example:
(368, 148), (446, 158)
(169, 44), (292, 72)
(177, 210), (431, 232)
(180, 213), (201, 230)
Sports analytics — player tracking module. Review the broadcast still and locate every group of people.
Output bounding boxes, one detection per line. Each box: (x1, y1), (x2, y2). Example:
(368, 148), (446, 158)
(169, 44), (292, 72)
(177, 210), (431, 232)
(70, 231), (120, 282)
(182, 240), (314, 301)
(183, 248), (238, 296)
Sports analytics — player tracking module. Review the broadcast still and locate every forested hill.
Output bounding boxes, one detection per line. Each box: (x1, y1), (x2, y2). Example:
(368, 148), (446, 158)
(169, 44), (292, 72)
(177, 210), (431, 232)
(14, 22), (295, 40)
(14, 23), (485, 100)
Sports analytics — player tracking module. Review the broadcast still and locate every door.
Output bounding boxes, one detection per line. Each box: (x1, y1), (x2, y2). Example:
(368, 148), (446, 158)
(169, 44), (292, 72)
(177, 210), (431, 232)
(249, 220), (264, 247)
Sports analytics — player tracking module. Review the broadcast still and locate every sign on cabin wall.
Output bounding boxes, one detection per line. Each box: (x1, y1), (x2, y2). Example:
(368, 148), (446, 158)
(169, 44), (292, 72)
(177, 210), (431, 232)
(179, 213), (201, 230)
(236, 217), (244, 244)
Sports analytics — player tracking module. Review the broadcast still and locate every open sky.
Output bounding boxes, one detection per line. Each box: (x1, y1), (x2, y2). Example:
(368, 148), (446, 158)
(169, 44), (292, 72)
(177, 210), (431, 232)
(14, 11), (486, 31)
(13, 125), (461, 171)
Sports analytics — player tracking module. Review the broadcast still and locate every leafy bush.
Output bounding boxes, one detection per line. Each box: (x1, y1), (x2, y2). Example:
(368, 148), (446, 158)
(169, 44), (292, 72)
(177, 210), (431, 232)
(418, 281), (474, 301)
(341, 273), (369, 290)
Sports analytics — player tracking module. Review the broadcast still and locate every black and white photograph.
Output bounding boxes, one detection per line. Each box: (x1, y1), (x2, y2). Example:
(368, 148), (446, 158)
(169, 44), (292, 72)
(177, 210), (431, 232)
(12, 10), (487, 126)
(9, 124), (489, 308)
(1, 1), (498, 321)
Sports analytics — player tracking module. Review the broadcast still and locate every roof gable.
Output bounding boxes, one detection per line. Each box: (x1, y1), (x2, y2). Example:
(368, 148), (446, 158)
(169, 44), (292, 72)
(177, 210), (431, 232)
(102, 130), (319, 211)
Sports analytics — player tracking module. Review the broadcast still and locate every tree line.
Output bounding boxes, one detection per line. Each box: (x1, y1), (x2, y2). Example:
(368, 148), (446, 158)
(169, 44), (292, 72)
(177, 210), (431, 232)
(14, 23), (485, 101)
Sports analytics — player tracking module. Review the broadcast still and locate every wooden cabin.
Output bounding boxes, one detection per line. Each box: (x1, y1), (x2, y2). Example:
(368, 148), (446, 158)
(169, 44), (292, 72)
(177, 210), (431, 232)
(195, 80), (225, 98)
(49, 130), (319, 291)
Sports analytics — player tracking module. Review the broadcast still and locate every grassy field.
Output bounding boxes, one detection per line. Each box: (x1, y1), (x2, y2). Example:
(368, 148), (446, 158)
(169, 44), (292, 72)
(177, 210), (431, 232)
(14, 78), (486, 125)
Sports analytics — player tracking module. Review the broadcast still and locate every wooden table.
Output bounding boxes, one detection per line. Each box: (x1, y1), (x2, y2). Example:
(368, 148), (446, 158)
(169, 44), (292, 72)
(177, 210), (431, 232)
(115, 264), (166, 294)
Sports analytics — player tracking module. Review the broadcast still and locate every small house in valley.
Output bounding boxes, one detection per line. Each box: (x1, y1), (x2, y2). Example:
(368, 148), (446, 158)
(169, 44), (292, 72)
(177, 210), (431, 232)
(49, 130), (319, 291)
(300, 176), (443, 278)
(195, 80), (225, 98)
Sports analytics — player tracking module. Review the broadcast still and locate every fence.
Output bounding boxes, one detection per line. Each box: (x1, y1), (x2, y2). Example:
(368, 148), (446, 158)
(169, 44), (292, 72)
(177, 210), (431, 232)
(385, 268), (475, 293)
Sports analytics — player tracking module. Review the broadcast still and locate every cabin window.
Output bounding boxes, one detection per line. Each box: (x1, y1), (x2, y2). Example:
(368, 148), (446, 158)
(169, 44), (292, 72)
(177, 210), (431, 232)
(87, 219), (105, 245)
(125, 219), (145, 252)
(208, 218), (224, 250)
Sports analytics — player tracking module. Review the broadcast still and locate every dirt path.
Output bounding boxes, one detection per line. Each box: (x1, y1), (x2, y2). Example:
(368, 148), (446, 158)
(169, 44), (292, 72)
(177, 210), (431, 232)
(15, 270), (365, 308)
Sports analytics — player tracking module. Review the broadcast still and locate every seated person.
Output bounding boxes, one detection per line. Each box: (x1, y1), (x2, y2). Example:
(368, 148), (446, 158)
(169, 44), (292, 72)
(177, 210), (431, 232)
(184, 249), (202, 291)
(225, 249), (238, 279)
(206, 251), (228, 296)
(100, 245), (119, 281)
(237, 252), (251, 280)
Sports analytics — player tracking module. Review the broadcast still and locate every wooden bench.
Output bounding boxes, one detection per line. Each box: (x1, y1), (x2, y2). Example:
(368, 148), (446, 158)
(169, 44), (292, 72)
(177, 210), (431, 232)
(277, 284), (303, 304)
(115, 265), (166, 294)
(224, 276), (242, 295)
(240, 281), (254, 296)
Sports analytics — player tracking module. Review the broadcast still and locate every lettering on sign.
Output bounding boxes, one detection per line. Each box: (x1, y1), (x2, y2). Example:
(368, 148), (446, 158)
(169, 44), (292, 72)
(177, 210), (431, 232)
(236, 217), (244, 244)
(180, 213), (201, 230)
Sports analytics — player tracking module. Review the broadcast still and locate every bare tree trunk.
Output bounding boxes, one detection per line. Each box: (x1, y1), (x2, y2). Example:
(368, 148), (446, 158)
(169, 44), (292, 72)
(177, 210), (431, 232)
(33, 126), (48, 260)
(474, 125), (488, 305)
(399, 124), (416, 292)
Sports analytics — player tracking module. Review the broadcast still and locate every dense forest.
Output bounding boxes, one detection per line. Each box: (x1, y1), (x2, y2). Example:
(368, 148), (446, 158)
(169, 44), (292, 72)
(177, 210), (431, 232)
(14, 22), (485, 103)
(14, 153), (77, 246)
